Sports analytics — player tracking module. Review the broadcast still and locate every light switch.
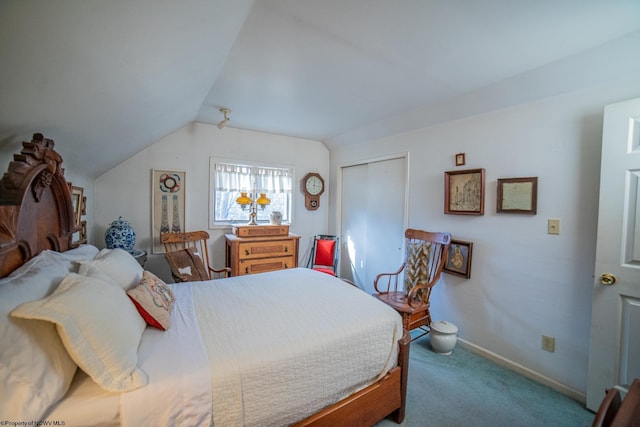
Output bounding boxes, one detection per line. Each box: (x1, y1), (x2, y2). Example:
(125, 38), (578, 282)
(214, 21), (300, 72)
(548, 219), (560, 235)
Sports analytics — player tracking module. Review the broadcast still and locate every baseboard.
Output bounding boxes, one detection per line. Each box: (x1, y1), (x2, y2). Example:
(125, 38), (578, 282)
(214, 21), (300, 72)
(457, 338), (586, 404)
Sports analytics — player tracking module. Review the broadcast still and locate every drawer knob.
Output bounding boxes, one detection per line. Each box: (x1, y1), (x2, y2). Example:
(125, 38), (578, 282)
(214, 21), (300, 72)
(284, 263), (289, 269)
(245, 249), (250, 255)
(245, 267), (249, 274)
(284, 247), (288, 252)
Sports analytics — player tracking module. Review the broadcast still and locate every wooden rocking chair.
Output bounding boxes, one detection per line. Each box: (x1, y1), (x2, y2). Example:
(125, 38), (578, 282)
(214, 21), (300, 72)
(161, 231), (231, 282)
(373, 228), (451, 341)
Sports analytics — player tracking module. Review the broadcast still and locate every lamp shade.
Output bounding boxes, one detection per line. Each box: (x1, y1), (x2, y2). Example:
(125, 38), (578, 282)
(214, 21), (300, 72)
(256, 193), (270, 206)
(236, 192), (251, 205)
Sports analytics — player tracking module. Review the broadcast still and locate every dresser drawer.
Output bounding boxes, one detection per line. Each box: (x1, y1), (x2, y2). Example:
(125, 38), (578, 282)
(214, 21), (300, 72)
(225, 231), (300, 277)
(233, 225), (289, 237)
(238, 239), (296, 260)
(238, 256), (296, 275)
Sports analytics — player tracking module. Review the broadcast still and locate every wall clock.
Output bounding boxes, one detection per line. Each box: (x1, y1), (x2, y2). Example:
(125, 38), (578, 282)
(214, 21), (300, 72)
(302, 172), (325, 210)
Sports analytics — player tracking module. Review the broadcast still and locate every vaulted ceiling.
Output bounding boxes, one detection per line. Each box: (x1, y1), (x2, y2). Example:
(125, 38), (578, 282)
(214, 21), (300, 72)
(1, 1), (639, 177)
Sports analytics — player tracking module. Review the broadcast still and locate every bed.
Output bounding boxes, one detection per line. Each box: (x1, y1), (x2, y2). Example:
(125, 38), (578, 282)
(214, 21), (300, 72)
(0, 134), (410, 426)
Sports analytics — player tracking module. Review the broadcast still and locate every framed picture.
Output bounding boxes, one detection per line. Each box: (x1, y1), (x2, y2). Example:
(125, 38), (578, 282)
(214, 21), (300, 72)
(71, 186), (84, 228)
(497, 177), (538, 214)
(444, 239), (473, 279)
(151, 169), (186, 254)
(455, 153), (466, 166)
(444, 168), (485, 215)
(75, 220), (88, 244)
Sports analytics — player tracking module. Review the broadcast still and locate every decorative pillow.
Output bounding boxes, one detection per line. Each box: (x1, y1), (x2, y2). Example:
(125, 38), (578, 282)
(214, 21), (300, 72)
(165, 247), (209, 282)
(314, 239), (336, 266)
(11, 272), (148, 392)
(127, 271), (175, 330)
(0, 251), (78, 420)
(77, 248), (143, 290)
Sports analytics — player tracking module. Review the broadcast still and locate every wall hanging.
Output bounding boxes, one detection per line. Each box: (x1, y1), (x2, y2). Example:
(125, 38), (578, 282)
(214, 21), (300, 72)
(70, 184), (87, 244)
(443, 239), (473, 279)
(444, 168), (485, 215)
(151, 169), (186, 253)
(496, 177), (538, 214)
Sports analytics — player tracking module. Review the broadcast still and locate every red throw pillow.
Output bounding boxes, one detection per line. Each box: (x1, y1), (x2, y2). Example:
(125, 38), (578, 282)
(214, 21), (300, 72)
(315, 239), (335, 266)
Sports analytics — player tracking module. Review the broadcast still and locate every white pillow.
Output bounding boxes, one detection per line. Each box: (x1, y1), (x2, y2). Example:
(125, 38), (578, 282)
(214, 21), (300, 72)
(11, 272), (148, 392)
(0, 251), (78, 420)
(77, 248), (143, 290)
(52, 244), (100, 263)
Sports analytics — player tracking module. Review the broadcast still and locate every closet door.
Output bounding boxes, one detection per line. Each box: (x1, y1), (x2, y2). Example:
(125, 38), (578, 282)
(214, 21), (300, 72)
(340, 157), (407, 294)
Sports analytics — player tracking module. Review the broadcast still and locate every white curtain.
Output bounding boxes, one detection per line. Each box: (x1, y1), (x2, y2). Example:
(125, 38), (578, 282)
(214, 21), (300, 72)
(215, 163), (292, 194)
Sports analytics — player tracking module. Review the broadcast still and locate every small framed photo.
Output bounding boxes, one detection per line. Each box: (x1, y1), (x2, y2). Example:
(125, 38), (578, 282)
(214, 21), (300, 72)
(444, 168), (485, 215)
(72, 220), (88, 245)
(455, 153), (466, 166)
(71, 186), (84, 228)
(444, 239), (473, 279)
(79, 220), (88, 244)
(497, 177), (538, 214)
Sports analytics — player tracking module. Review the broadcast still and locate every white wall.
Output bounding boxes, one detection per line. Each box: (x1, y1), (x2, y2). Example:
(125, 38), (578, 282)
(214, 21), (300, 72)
(94, 122), (329, 282)
(329, 79), (640, 398)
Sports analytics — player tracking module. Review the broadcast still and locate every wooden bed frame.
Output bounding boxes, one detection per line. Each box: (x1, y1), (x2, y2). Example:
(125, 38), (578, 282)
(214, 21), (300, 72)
(0, 133), (77, 277)
(0, 133), (410, 426)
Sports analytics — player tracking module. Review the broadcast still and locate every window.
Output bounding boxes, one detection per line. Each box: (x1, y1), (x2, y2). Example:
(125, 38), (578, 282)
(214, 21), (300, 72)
(210, 160), (293, 227)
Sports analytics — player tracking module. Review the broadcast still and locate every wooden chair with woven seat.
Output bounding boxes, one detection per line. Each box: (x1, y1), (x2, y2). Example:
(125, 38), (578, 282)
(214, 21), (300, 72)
(373, 228), (451, 341)
(161, 230), (231, 282)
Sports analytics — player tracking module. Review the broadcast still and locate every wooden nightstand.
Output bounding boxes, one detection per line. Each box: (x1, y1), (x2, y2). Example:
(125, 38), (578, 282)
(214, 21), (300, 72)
(225, 226), (300, 276)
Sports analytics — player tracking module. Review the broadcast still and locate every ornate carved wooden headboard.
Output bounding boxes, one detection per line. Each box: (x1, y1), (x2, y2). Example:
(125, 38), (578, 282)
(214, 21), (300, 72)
(0, 133), (77, 278)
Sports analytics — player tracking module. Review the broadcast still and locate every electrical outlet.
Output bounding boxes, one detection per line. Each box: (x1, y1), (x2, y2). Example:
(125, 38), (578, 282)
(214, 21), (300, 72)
(547, 219), (560, 235)
(542, 335), (555, 352)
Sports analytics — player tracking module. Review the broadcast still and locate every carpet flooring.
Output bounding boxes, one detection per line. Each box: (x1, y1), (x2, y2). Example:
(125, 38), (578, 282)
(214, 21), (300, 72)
(376, 335), (595, 427)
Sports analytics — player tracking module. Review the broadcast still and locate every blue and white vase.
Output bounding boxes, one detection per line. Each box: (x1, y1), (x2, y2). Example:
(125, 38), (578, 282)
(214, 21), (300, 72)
(105, 216), (136, 253)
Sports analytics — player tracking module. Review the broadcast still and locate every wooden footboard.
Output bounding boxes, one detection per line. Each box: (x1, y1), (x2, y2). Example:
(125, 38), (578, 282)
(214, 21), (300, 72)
(294, 329), (411, 427)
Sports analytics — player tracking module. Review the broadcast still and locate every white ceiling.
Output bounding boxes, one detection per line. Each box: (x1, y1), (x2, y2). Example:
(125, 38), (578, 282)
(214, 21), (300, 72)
(1, 0), (639, 177)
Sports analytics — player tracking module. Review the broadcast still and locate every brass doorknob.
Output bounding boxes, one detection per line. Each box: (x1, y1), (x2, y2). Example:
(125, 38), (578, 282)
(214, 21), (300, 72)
(600, 273), (616, 286)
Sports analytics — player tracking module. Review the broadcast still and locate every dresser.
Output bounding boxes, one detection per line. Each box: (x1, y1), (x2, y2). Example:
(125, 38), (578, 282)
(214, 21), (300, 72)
(225, 226), (300, 276)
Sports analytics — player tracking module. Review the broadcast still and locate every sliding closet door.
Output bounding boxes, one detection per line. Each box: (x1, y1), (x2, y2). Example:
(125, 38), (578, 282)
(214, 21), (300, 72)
(340, 164), (369, 286)
(340, 157), (406, 294)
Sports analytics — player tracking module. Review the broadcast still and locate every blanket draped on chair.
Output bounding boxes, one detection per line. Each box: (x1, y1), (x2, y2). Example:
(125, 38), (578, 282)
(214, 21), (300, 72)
(165, 248), (210, 282)
(404, 240), (432, 301)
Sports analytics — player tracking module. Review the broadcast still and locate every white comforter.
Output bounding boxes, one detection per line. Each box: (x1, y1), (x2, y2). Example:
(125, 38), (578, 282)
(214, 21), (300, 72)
(122, 268), (403, 427)
(121, 284), (212, 427)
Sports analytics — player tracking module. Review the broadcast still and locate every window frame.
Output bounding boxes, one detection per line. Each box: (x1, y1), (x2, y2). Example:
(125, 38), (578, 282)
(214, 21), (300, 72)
(209, 158), (295, 229)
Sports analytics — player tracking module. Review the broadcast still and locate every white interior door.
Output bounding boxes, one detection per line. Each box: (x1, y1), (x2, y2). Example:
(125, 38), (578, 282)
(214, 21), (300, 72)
(586, 97), (640, 410)
(340, 157), (406, 294)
